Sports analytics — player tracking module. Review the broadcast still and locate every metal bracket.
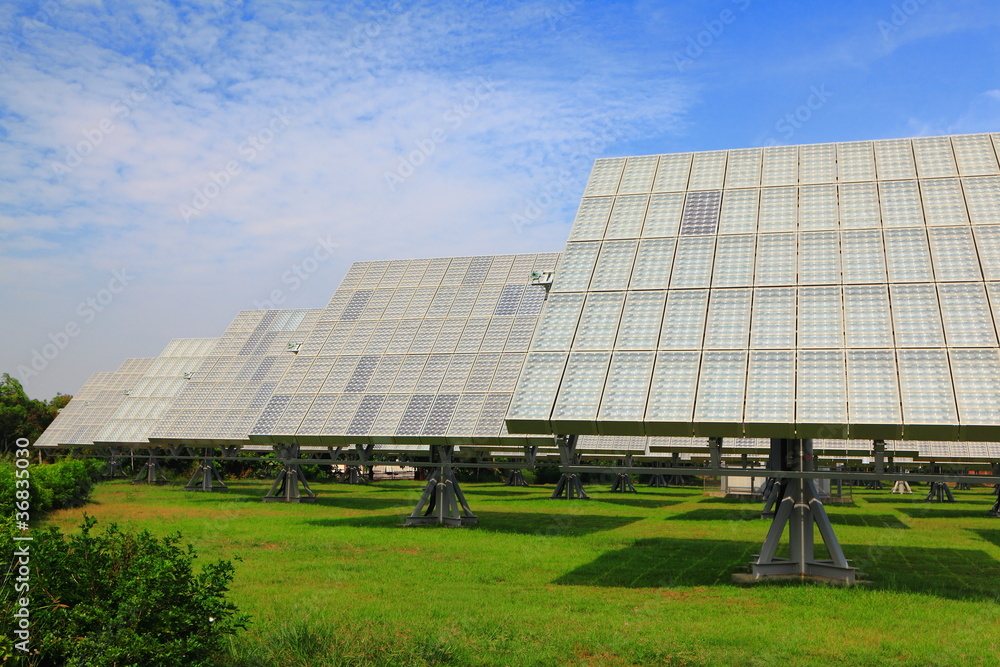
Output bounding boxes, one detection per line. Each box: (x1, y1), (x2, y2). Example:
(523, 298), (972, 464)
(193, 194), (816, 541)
(406, 445), (477, 526)
(745, 439), (857, 584)
(262, 443), (316, 503)
(891, 480), (913, 494)
(610, 455), (637, 493)
(551, 435), (589, 500)
(504, 469), (529, 487)
(184, 448), (228, 492)
(104, 448), (123, 479)
(132, 450), (168, 485)
(925, 480), (955, 503)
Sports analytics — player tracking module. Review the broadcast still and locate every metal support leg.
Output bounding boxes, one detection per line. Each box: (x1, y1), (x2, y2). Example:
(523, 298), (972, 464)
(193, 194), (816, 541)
(132, 451), (168, 485)
(406, 445), (477, 526)
(104, 448), (123, 479)
(185, 448), (228, 492)
(646, 463), (669, 487)
(955, 482), (972, 491)
(891, 480), (913, 494)
(760, 477), (781, 518)
(262, 444), (316, 503)
(551, 436), (589, 500)
(991, 484), (1000, 517)
(745, 439), (857, 583)
(925, 480), (955, 503)
(610, 455), (637, 493)
(709, 437), (722, 471)
(339, 448), (367, 485)
(504, 469), (529, 487)
(505, 446), (534, 486)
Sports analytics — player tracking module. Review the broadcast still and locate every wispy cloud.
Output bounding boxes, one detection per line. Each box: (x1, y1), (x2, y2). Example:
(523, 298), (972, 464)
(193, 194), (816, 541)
(0, 0), (695, 396)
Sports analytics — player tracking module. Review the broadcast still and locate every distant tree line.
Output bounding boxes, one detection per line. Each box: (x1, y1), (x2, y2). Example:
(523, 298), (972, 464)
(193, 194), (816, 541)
(0, 373), (70, 454)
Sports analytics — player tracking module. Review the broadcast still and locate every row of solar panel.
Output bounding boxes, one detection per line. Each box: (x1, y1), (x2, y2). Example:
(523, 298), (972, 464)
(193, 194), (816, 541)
(508, 346), (1000, 440)
(555, 229), (1000, 293)
(584, 134), (1000, 195)
(570, 177), (1000, 243)
(533, 283), (1000, 351)
(330, 254), (560, 297)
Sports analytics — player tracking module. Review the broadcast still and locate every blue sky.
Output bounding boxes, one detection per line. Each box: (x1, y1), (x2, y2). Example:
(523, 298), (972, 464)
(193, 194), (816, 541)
(2, 0), (999, 399)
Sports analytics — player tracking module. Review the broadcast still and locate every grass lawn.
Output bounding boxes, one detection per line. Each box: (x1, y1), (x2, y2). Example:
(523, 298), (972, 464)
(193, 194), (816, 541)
(41, 475), (1000, 666)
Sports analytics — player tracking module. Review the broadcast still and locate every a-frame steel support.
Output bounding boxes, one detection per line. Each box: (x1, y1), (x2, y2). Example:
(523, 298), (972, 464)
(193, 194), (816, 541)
(610, 455), (637, 493)
(891, 480), (913, 494)
(406, 445), (477, 526)
(104, 448), (124, 479)
(746, 439), (857, 583)
(551, 435), (589, 499)
(340, 446), (368, 485)
(132, 450), (168, 485)
(925, 480), (955, 503)
(504, 446), (535, 486)
(262, 443), (316, 503)
(646, 462), (669, 487)
(185, 448), (228, 492)
(505, 469), (529, 486)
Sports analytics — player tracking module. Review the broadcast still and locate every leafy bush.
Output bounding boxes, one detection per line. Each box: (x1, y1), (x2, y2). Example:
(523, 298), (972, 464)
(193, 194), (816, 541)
(0, 457), (103, 515)
(0, 517), (248, 666)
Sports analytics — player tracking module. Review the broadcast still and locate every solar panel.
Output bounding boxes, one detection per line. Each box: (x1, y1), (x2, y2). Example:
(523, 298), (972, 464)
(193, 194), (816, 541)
(36, 358), (155, 447)
(94, 338), (218, 446)
(507, 133), (1000, 442)
(148, 309), (321, 446)
(34, 371), (113, 447)
(246, 254), (560, 448)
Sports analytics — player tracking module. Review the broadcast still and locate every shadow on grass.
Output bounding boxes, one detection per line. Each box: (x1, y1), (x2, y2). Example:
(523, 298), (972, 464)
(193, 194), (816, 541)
(972, 529), (1000, 548)
(305, 515), (407, 529)
(469, 511), (643, 536)
(304, 511), (642, 536)
(311, 496), (413, 511)
(462, 488), (543, 497)
(592, 497), (682, 509)
(897, 507), (998, 519)
(556, 537), (1000, 601)
(668, 508), (762, 522)
(698, 496), (763, 504)
(668, 508), (909, 529)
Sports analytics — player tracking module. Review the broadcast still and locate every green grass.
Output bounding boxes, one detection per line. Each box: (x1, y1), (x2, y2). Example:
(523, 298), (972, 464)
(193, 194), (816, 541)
(40, 478), (1000, 666)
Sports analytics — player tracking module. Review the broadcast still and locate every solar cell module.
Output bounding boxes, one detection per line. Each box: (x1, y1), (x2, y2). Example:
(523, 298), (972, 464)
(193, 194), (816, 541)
(506, 133), (1000, 443)
(246, 254), (560, 448)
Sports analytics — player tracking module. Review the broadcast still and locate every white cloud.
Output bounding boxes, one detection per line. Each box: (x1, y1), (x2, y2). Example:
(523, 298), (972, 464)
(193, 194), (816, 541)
(0, 0), (696, 398)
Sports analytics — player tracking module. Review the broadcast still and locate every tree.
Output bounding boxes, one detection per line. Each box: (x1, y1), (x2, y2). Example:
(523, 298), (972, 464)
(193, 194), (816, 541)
(0, 374), (70, 453)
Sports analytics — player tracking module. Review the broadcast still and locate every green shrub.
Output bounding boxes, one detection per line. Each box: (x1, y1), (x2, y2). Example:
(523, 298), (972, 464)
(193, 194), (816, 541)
(0, 516), (248, 666)
(0, 457), (103, 515)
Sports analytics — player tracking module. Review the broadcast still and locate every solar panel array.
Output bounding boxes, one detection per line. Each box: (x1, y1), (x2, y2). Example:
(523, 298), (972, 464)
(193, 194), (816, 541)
(35, 359), (154, 446)
(92, 338), (217, 446)
(34, 371), (113, 447)
(149, 309), (321, 445)
(246, 254), (560, 447)
(506, 133), (1000, 442)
